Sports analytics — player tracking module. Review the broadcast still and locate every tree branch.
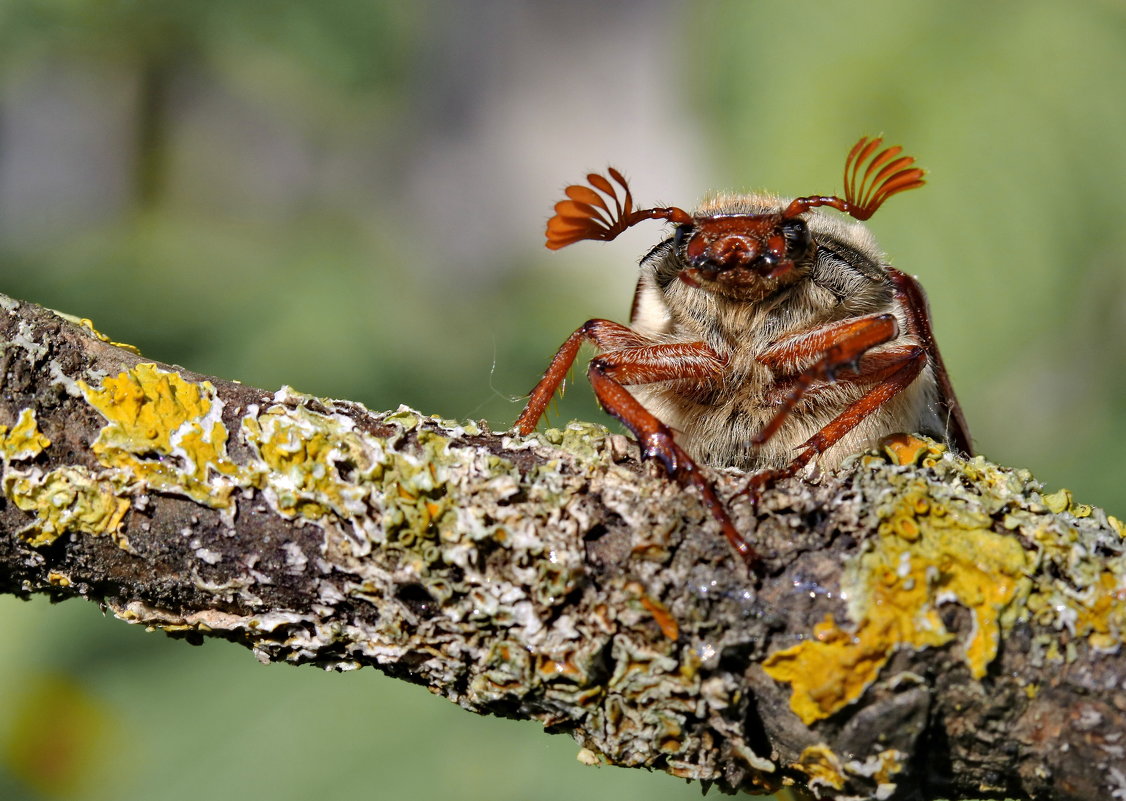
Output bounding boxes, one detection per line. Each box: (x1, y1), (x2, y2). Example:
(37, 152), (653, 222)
(1, 293), (1123, 801)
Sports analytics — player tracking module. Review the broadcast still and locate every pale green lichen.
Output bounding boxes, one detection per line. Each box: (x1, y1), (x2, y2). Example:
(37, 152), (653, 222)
(24, 311), (1114, 794)
(241, 401), (380, 545)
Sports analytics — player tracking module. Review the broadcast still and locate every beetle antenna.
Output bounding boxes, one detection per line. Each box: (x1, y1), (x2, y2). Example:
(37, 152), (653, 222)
(842, 136), (925, 220)
(545, 168), (693, 250)
(782, 136), (925, 222)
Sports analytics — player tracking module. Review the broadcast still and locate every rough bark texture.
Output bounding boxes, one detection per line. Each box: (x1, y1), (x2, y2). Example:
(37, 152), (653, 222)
(1, 293), (1124, 801)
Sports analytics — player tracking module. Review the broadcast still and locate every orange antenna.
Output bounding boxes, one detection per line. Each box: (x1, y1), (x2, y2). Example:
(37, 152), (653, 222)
(782, 136), (925, 221)
(842, 136), (925, 220)
(545, 168), (692, 250)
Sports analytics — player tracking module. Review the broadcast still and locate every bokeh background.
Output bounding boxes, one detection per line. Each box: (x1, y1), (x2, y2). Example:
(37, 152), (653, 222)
(1, 2), (1124, 799)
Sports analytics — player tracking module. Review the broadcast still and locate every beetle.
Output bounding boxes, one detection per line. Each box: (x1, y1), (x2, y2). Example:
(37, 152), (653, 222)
(513, 137), (971, 564)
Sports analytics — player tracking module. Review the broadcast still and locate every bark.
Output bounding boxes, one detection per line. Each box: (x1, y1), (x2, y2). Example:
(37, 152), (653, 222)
(0, 292), (1123, 801)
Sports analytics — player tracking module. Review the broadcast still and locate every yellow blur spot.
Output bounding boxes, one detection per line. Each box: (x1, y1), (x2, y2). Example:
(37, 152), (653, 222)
(1, 674), (122, 799)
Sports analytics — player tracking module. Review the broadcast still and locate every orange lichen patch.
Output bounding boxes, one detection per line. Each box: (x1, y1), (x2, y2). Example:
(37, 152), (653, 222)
(764, 482), (1033, 725)
(536, 654), (583, 680)
(4, 466), (131, 548)
(630, 584), (679, 641)
(792, 744), (845, 791)
(620, 581), (680, 641)
(0, 409), (51, 461)
(880, 433), (936, 466)
(762, 610), (936, 726)
(79, 363), (240, 508)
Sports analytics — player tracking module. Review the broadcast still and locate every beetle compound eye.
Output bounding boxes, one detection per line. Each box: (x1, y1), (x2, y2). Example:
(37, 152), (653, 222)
(673, 222), (694, 249)
(781, 218), (811, 256)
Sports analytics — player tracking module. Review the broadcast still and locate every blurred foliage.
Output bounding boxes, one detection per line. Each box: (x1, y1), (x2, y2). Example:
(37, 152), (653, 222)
(0, 1), (1123, 799)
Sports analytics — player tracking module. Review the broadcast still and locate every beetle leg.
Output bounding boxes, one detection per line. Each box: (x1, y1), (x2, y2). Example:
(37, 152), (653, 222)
(887, 268), (972, 454)
(515, 330), (754, 565)
(744, 345), (927, 500)
(514, 319), (647, 435)
(584, 346), (756, 566)
(753, 313), (900, 446)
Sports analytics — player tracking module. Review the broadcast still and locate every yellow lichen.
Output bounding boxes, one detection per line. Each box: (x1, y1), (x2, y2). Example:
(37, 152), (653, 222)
(241, 404), (373, 524)
(1041, 488), (1072, 515)
(4, 466), (131, 548)
(52, 310), (142, 354)
(0, 409), (51, 461)
(0, 408), (134, 550)
(79, 318), (141, 354)
(881, 433), (936, 466)
(763, 481), (1034, 725)
(792, 744), (845, 791)
(867, 748), (905, 786)
(79, 363), (240, 508)
(1044, 568), (1126, 652)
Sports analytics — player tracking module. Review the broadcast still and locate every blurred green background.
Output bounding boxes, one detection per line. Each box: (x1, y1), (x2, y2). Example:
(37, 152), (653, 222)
(0, 1), (1123, 799)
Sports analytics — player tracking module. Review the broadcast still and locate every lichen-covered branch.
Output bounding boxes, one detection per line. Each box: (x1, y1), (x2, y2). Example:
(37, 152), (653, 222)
(0, 293), (1123, 801)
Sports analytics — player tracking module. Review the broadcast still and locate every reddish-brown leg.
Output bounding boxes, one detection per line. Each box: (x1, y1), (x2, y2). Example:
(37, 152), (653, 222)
(585, 352), (756, 565)
(514, 325), (754, 564)
(744, 345), (927, 498)
(753, 313), (900, 446)
(887, 268), (972, 454)
(514, 319), (647, 435)
(757, 313), (898, 374)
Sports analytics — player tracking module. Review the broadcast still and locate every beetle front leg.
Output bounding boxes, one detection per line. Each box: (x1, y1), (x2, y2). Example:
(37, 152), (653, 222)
(513, 319), (646, 435)
(753, 312), (900, 446)
(584, 347), (757, 566)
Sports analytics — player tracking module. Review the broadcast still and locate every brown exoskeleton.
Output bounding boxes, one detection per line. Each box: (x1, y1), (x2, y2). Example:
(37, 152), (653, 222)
(514, 137), (971, 565)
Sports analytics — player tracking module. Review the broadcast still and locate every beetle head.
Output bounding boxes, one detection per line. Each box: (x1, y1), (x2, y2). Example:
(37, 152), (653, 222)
(673, 210), (814, 297)
(544, 136), (925, 296)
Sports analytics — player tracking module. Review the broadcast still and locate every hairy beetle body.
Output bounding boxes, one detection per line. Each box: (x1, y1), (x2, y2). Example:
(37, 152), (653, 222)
(515, 138), (970, 564)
